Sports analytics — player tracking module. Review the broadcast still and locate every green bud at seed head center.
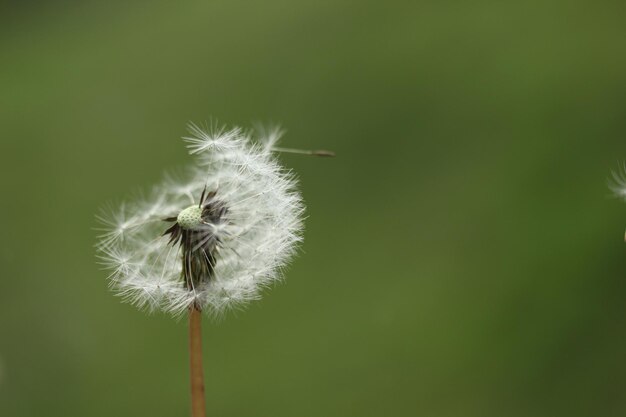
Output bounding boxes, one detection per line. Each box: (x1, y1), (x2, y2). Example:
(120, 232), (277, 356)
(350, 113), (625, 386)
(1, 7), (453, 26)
(177, 205), (203, 230)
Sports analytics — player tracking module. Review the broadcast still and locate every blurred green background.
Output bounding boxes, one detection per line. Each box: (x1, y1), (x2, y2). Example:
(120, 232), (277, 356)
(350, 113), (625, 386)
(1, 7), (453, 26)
(2, 1), (626, 416)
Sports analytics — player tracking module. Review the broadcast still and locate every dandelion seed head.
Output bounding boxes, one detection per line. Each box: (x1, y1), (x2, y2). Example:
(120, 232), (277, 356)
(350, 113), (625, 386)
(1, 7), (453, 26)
(97, 122), (304, 317)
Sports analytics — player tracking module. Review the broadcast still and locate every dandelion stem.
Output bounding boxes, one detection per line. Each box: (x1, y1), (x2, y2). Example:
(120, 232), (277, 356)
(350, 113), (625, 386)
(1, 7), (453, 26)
(189, 306), (206, 417)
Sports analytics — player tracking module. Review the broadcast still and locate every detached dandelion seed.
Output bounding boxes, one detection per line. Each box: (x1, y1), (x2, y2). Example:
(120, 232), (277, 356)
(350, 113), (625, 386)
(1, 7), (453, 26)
(609, 162), (626, 201)
(608, 163), (626, 242)
(96, 122), (331, 417)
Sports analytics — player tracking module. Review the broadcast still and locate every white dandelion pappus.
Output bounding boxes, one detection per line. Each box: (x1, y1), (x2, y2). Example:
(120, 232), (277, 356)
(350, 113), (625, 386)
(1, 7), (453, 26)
(96, 123), (304, 317)
(609, 162), (626, 200)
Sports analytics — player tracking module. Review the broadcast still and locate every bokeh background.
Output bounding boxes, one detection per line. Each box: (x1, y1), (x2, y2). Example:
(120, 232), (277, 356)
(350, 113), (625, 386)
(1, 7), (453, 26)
(2, 1), (626, 416)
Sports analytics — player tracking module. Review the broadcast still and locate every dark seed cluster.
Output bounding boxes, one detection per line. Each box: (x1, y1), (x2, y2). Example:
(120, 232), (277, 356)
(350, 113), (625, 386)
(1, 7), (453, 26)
(162, 189), (228, 290)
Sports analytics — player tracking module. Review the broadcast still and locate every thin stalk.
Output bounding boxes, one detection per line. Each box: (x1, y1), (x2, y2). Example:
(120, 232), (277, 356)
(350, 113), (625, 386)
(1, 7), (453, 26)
(189, 306), (206, 417)
(271, 146), (335, 157)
